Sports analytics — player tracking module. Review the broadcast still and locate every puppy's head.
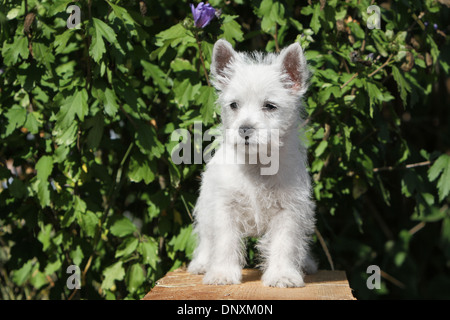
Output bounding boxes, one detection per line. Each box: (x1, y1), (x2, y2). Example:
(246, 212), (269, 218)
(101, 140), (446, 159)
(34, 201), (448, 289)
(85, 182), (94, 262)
(210, 39), (309, 151)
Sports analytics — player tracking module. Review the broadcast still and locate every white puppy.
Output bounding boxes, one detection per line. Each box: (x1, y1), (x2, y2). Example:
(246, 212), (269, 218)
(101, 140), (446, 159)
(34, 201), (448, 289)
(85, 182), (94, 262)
(188, 39), (317, 287)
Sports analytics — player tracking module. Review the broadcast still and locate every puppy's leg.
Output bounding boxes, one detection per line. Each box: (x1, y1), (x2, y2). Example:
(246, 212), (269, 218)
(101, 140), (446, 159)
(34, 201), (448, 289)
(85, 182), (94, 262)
(188, 223), (212, 275)
(259, 207), (314, 288)
(202, 204), (244, 285)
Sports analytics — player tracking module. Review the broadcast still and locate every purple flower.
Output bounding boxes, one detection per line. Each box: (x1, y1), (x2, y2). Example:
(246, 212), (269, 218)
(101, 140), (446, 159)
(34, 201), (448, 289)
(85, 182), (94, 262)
(433, 23), (438, 30)
(190, 2), (216, 28)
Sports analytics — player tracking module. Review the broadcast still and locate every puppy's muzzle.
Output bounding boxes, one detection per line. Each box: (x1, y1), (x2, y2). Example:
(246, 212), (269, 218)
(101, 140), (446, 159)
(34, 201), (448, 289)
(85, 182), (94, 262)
(239, 126), (255, 138)
(239, 126), (255, 145)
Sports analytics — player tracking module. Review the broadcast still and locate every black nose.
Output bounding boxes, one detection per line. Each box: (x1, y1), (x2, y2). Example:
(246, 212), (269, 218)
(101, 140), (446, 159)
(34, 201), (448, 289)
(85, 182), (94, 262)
(239, 126), (254, 138)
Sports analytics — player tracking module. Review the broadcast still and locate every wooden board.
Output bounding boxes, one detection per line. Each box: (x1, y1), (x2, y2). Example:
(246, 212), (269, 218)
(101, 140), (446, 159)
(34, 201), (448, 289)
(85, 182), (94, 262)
(143, 268), (356, 300)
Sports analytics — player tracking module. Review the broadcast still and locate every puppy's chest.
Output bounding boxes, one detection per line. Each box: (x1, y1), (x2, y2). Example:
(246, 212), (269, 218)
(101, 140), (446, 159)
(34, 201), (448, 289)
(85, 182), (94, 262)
(229, 189), (281, 236)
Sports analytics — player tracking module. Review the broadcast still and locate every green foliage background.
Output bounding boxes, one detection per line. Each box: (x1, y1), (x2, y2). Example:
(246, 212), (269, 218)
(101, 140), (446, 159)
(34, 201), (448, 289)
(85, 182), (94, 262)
(0, 0), (449, 299)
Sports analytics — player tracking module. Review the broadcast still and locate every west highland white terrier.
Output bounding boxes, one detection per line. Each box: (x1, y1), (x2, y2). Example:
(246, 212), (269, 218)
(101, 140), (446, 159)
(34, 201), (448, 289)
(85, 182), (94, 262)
(187, 39), (317, 287)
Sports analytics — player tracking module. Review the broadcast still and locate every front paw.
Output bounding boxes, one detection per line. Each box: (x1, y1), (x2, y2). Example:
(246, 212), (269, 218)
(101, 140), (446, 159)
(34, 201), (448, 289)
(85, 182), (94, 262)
(188, 260), (207, 275)
(262, 268), (305, 288)
(203, 267), (241, 285)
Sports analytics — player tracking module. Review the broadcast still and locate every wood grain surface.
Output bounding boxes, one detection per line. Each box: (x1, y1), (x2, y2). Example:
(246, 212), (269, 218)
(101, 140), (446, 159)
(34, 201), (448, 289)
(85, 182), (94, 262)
(142, 268), (356, 300)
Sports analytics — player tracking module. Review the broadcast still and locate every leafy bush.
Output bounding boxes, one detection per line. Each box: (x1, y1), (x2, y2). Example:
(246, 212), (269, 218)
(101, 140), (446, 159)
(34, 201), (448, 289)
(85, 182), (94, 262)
(0, 0), (449, 299)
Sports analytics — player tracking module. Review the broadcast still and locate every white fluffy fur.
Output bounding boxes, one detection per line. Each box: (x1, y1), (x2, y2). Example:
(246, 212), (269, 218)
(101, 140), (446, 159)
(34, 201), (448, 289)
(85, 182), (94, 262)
(187, 39), (317, 287)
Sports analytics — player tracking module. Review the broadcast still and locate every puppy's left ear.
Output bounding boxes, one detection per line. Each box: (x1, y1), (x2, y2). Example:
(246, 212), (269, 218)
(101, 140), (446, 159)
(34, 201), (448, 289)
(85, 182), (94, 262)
(277, 42), (309, 95)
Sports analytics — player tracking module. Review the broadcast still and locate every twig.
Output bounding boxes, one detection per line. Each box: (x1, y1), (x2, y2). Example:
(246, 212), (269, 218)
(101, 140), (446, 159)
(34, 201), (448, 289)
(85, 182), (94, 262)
(68, 288), (78, 300)
(347, 160), (432, 177)
(180, 194), (193, 221)
(315, 227), (334, 271)
(373, 160), (431, 173)
(408, 221), (426, 236)
(368, 54), (394, 78)
(194, 31), (211, 87)
(340, 54), (394, 89)
(380, 269), (405, 289)
(85, 0), (93, 91)
(340, 72), (358, 89)
(366, 197), (394, 240)
(273, 23), (280, 53)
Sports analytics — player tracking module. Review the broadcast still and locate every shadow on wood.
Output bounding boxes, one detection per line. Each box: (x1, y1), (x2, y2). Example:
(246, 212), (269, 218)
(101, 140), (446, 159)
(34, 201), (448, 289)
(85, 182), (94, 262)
(142, 268), (356, 300)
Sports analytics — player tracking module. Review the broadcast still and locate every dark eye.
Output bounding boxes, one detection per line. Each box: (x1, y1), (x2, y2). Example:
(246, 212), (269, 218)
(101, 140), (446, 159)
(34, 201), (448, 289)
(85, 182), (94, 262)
(264, 103), (277, 111)
(230, 102), (238, 110)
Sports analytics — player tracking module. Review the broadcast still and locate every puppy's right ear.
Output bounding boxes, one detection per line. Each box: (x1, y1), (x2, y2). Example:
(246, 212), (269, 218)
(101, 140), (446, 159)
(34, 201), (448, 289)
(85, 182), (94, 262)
(211, 39), (238, 89)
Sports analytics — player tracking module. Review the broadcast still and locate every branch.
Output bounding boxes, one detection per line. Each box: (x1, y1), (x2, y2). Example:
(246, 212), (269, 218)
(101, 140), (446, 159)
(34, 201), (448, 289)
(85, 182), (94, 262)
(368, 54), (394, 78)
(347, 160), (432, 177)
(340, 72), (359, 89)
(194, 31), (211, 87)
(273, 23), (280, 53)
(373, 160), (432, 173)
(315, 227), (334, 271)
(340, 54), (394, 89)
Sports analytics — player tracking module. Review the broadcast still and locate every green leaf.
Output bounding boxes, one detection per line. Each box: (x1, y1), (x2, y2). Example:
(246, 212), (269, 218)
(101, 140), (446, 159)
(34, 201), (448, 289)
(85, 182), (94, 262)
(70, 244), (84, 266)
(90, 18), (117, 63)
(12, 260), (34, 286)
(2, 36), (29, 65)
(154, 22), (191, 45)
(126, 263), (145, 293)
(53, 122), (78, 146)
(55, 89), (89, 130)
(343, 126), (352, 160)
(169, 224), (195, 257)
(220, 15), (244, 45)
(348, 21), (365, 39)
(315, 140), (328, 157)
(392, 65), (411, 106)
(173, 78), (201, 108)
(30, 269), (48, 290)
(128, 153), (155, 184)
(115, 237), (139, 258)
(310, 3), (321, 34)
(140, 237), (159, 269)
(152, 23), (194, 60)
(103, 88), (119, 117)
(54, 29), (73, 55)
(36, 155), (53, 181)
(168, 159), (181, 188)
(141, 61), (170, 94)
(365, 81), (384, 117)
(135, 121), (164, 159)
(32, 42), (55, 67)
(197, 85), (217, 125)
(101, 261), (125, 290)
(110, 216), (137, 237)
(44, 258), (62, 276)
(106, 1), (137, 27)
(257, 0), (286, 33)
(24, 111), (40, 134)
(78, 211), (99, 238)
(428, 154), (450, 202)
(4, 105), (27, 136)
(85, 112), (105, 149)
(38, 224), (53, 251)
